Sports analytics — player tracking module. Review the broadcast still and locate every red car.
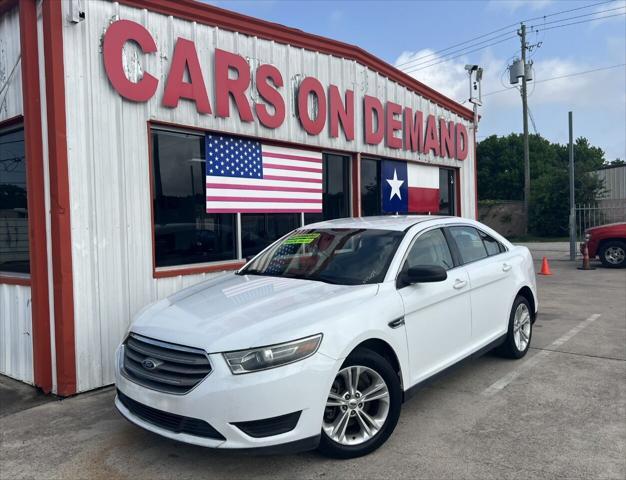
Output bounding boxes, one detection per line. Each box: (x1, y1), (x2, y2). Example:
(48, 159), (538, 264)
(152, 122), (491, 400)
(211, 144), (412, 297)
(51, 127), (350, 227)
(582, 222), (626, 268)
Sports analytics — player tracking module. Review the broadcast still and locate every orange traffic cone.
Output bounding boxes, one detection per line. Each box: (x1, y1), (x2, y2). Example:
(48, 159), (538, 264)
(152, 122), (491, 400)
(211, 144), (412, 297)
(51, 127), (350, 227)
(578, 242), (595, 270)
(538, 256), (553, 275)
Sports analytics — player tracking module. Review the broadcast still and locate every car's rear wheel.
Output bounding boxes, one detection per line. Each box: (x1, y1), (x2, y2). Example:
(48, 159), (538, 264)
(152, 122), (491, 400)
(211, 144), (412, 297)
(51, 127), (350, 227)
(599, 240), (626, 268)
(318, 349), (401, 459)
(497, 295), (533, 359)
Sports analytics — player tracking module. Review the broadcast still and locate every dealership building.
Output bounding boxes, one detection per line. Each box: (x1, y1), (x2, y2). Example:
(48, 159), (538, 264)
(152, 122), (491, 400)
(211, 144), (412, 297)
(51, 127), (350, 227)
(0, 0), (477, 395)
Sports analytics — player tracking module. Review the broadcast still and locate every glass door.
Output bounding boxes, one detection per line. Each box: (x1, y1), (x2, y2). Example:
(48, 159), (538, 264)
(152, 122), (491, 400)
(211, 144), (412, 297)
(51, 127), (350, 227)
(439, 168), (456, 216)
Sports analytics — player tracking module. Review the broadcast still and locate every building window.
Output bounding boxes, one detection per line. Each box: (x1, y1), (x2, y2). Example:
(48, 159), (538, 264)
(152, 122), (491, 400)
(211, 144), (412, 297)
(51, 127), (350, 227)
(361, 157), (381, 216)
(304, 153), (351, 224)
(241, 213), (301, 258)
(152, 129), (237, 268)
(0, 125), (29, 274)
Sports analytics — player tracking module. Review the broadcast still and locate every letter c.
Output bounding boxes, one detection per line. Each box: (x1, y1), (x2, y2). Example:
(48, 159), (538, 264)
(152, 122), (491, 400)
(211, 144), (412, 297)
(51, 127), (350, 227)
(103, 20), (158, 102)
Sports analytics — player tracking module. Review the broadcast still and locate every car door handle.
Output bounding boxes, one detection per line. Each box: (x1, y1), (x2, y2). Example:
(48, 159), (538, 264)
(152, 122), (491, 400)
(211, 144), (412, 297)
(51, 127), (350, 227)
(453, 279), (467, 290)
(388, 317), (405, 329)
(502, 263), (512, 272)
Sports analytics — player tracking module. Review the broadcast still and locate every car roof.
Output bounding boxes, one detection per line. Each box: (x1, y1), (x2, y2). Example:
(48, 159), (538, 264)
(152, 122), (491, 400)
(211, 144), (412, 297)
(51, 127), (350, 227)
(303, 215), (455, 232)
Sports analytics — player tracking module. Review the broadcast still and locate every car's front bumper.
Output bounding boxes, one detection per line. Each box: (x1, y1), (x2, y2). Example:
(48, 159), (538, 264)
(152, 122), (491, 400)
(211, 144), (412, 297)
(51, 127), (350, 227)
(114, 344), (339, 451)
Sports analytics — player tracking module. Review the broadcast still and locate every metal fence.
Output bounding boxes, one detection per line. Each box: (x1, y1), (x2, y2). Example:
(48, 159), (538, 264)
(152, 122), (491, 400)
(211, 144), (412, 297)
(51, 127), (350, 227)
(575, 200), (626, 242)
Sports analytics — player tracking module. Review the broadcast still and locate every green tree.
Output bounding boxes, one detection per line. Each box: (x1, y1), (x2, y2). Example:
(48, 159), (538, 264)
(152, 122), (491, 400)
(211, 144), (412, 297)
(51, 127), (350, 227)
(477, 134), (605, 236)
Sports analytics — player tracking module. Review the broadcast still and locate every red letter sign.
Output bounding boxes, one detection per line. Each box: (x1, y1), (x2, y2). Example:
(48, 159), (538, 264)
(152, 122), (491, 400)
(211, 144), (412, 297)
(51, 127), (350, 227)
(439, 119), (456, 159)
(329, 86), (354, 141)
(423, 114), (441, 156)
(404, 108), (423, 153)
(456, 123), (469, 160)
(103, 20), (158, 102)
(297, 77), (327, 135)
(385, 102), (403, 149)
(215, 49), (254, 122)
(364, 95), (384, 145)
(162, 38), (211, 114)
(255, 64), (285, 129)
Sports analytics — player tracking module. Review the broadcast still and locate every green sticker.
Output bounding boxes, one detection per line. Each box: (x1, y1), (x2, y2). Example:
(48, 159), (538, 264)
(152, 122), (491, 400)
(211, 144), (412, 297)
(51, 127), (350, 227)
(283, 233), (320, 245)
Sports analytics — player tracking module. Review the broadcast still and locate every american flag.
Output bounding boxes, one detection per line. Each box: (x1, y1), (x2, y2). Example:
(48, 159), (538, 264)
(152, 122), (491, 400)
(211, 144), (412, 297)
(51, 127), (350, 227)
(205, 133), (323, 213)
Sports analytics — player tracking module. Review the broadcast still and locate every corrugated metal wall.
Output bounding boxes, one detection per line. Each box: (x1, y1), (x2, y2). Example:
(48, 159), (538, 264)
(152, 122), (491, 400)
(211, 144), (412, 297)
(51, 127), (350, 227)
(0, 284), (33, 383)
(0, 6), (33, 384)
(61, 1), (476, 391)
(0, 6), (22, 120)
(596, 166), (626, 200)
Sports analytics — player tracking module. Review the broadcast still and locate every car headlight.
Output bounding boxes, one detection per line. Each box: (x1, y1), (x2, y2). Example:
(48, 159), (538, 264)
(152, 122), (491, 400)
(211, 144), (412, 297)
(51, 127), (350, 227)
(584, 232), (591, 241)
(223, 334), (322, 374)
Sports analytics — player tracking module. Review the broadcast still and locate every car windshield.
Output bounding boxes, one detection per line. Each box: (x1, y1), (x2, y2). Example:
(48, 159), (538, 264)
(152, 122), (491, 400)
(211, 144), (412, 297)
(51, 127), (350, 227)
(238, 228), (405, 285)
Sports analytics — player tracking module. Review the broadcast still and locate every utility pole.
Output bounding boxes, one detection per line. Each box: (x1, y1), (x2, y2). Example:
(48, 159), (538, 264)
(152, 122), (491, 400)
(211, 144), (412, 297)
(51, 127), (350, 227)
(569, 112), (575, 261)
(519, 23), (531, 235)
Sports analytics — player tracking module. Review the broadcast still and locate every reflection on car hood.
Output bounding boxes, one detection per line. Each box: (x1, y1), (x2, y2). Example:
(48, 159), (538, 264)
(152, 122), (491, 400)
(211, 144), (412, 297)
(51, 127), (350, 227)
(130, 273), (379, 352)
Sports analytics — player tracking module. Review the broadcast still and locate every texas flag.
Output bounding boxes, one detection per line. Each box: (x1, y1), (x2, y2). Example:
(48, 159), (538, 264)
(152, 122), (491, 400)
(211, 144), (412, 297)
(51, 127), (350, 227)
(381, 159), (440, 214)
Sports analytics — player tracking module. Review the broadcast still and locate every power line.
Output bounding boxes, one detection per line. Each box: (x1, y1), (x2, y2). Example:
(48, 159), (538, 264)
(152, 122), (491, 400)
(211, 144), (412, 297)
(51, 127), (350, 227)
(402, 36), (518, 74)
(521, 0), (617, 24)
(530, 4), (626, 29)
(397, 30), (517, 71)
(535, 11), (626, 32)
(482, 63), (626, 97)
(395, 0), (618, 70)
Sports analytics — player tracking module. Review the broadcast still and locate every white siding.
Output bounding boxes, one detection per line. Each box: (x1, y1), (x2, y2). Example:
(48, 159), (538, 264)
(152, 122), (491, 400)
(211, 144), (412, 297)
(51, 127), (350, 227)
(61, 0), (476, 391)
(0, 6), (33, 385)
(0, 284), (33, 383)
(0, 5), (22, 122)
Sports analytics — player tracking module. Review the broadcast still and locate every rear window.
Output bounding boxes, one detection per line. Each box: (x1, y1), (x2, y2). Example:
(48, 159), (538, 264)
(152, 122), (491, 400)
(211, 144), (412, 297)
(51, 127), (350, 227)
(449, 226), (488, 264)
(478, 230), (505, 256)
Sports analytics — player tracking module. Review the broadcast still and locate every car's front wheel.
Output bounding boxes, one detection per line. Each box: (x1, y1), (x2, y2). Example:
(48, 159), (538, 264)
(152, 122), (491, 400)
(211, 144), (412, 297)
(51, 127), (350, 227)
(318, 349), (401, 459)
(599, 240), (626, 268)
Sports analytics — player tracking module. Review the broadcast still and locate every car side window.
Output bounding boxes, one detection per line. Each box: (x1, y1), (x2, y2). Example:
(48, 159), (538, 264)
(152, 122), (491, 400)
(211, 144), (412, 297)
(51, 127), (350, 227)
(478, 230), (505, 256)
(403, 229), (454, 271)
(449, 226), (488, 264)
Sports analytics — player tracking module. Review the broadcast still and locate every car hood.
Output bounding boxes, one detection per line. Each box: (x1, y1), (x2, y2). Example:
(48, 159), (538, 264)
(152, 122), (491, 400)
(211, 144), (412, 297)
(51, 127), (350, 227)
(130, 273), (379, 352)
(587, 222), (626, 233)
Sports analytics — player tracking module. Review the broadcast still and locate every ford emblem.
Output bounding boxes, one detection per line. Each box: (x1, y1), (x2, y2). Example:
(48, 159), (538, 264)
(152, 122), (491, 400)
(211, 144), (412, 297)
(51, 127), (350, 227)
(142, 358), (161, 370)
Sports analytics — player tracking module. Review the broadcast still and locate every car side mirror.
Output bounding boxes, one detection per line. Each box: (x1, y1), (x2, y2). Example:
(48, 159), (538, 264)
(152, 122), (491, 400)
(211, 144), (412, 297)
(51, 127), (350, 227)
(399, 265), (447, 288)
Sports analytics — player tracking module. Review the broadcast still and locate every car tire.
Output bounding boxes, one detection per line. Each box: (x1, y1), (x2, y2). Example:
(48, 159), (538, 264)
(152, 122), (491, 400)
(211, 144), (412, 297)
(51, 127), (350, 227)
(598, 240), (626, 268)
(317, 349), (402, 459)
(497, 295), (533, 359)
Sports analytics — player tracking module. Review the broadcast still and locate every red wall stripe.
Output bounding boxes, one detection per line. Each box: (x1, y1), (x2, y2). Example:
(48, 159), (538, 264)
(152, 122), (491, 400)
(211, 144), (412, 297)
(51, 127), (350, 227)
(42, 0), (77, 396)
(18, 0), (52, 394)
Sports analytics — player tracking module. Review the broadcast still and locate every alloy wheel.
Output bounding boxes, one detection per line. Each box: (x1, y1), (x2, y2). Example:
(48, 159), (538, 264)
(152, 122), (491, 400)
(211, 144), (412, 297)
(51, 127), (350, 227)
(322, 366), (390, 446)
(513, 303), (531, 351)
(605, 246), (625, 265)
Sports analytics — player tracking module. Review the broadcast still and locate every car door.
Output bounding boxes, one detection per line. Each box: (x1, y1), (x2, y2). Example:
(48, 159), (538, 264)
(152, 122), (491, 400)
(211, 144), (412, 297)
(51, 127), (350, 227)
(446, 226), (516, 346)
(397, 227), (472, 385)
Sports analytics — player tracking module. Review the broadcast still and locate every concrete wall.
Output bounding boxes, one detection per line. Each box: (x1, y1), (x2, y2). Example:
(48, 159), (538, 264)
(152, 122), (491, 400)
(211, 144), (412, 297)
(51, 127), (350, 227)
(478, 201), (526, 238)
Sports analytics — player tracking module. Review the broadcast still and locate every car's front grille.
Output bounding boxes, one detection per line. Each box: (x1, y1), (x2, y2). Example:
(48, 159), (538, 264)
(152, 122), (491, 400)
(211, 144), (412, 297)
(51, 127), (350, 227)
(117, 390), (225, 440)
(122, 333), (212, 394)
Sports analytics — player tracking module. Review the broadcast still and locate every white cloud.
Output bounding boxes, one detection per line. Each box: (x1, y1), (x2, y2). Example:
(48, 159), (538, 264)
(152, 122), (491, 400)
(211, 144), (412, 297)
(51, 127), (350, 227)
(486, 0), (554, 13)
(393, 49), (626, 159)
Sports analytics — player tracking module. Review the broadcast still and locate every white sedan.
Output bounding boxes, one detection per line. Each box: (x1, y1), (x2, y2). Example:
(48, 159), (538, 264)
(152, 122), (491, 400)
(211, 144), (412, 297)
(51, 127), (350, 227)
(114, 215), (537, 458)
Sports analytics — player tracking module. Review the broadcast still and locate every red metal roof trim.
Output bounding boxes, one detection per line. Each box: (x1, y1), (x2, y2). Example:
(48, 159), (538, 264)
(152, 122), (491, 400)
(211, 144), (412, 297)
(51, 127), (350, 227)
(118, 0), (474, 121)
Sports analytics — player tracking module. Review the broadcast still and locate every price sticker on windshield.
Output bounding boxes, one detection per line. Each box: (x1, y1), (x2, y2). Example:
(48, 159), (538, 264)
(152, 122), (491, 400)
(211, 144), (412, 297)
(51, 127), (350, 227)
(283, 233), (320, 245)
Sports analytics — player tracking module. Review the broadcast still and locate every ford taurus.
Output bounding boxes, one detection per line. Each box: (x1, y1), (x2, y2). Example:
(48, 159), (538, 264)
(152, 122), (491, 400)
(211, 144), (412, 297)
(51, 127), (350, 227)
(114, 216), (537, 458)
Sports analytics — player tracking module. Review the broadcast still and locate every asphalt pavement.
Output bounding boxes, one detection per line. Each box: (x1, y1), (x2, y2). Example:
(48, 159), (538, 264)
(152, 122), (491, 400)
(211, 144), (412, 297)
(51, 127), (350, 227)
(1, 244), (625, 480)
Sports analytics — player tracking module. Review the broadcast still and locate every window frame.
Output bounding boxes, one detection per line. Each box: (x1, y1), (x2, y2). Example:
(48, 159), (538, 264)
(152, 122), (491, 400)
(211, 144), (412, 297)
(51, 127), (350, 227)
(147, 121), (354, 278)
(0, 116), (30, 283)
(394, 226), (460, 289)
(444, 225), (508, 267)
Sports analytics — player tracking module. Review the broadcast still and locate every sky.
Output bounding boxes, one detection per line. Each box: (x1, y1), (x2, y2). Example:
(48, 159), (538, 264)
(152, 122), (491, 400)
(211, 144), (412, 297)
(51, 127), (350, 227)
(205, 0), (626, 162)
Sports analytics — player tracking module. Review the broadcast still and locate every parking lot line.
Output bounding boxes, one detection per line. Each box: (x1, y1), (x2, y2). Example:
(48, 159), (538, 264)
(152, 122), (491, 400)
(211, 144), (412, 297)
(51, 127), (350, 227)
(481, 313), (602, 396)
